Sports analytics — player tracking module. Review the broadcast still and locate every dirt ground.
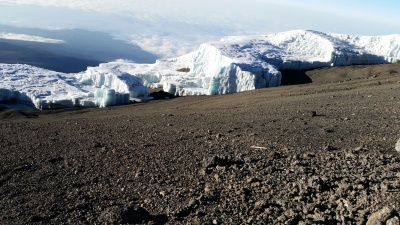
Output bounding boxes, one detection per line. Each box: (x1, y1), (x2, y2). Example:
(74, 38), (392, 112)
(1, 63), (400, 224)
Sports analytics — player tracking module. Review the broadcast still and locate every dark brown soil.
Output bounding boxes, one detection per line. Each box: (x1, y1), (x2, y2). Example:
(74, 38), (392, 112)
(1, 63), (400, 224)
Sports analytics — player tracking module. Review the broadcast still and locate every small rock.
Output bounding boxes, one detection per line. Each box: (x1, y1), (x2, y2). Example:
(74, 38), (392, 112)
(215, 165), (225, 171)
(99, 205), (151, 224)
(30, 215), (46, 223)
(135, 170), (143, 177)
(247, 177), (255, 183)
(254, 200), (267, 211)
(94, 142), (103, 148)
(386, 216), (400, 225)
(199, 169), (207, 176)
(353, 145), (366, 152)
(323, 145), (336, 151)
(48, 156), (64, 163)
(204, 185), (211, 193)
(202, 155), (243, 168)
(203, 156), (218, 168)
(356, 184), (365, 190)
(13, 164), (33, 172)
(311, 111), (317, 117)
(380, 183), (388, 192)
(188, 199), (198, 208)
(395, 138), (400, 153)
(366, 207), (399, 225)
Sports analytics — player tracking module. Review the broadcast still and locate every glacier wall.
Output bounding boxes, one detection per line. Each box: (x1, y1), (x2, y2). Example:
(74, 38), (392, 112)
(1, 30), (399, 109)
(78, 67), (149, 107)
(0, 64), (150, 110)
(115, 30), (399, 96)
(107, 43), (282, 96)
(157, 44), (281, 96)
(329, 34), (400, 63)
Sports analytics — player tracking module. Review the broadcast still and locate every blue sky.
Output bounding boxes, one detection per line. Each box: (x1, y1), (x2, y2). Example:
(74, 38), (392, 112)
(0, 0), (399, 58)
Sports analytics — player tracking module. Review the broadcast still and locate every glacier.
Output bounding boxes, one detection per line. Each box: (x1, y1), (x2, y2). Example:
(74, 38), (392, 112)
(1, 30), (399, 110)
(97, 30), (400, 96)
(0, 64), (149, 109)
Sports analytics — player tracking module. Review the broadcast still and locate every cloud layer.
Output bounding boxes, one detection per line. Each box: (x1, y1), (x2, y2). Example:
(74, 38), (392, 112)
(0, 0), (399, 59)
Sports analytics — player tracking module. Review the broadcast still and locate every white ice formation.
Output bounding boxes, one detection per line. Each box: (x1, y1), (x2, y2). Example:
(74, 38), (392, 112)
(1, 30), (399, 109)
(0, 64), (149, 109)
(98, 30), (400, 96)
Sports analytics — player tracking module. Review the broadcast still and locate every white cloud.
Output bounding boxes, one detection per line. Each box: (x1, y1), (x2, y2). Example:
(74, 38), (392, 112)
(130, 34), (220, 59)
(0, 0), (399, 59)
(0, 32), (65, 43)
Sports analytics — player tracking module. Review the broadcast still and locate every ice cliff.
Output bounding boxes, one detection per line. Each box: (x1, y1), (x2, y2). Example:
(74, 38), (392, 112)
(0, 64), (149, 109)
(101, 30), (399, 96)
(0, 30), (399, 109)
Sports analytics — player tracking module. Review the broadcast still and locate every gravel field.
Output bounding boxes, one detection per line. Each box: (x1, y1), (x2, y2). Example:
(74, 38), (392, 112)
(1, 63), (400, 224)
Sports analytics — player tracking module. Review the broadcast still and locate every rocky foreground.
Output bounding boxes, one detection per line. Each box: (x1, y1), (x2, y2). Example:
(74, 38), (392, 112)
(1, 63), (400, 224)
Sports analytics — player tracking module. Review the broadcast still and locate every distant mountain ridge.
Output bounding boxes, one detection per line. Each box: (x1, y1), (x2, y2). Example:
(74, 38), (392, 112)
(0, 41), (100, 73)
(0, 24), (159, 72)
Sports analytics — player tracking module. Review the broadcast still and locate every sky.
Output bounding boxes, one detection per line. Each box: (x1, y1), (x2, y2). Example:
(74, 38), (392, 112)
(0, 0), (399, 59)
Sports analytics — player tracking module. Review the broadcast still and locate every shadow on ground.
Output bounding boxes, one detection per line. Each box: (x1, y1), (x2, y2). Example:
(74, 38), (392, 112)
(280, 69), (312, 85)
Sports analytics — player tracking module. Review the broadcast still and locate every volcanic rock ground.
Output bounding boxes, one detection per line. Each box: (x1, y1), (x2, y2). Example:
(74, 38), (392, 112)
(1, 63), (400, 224)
